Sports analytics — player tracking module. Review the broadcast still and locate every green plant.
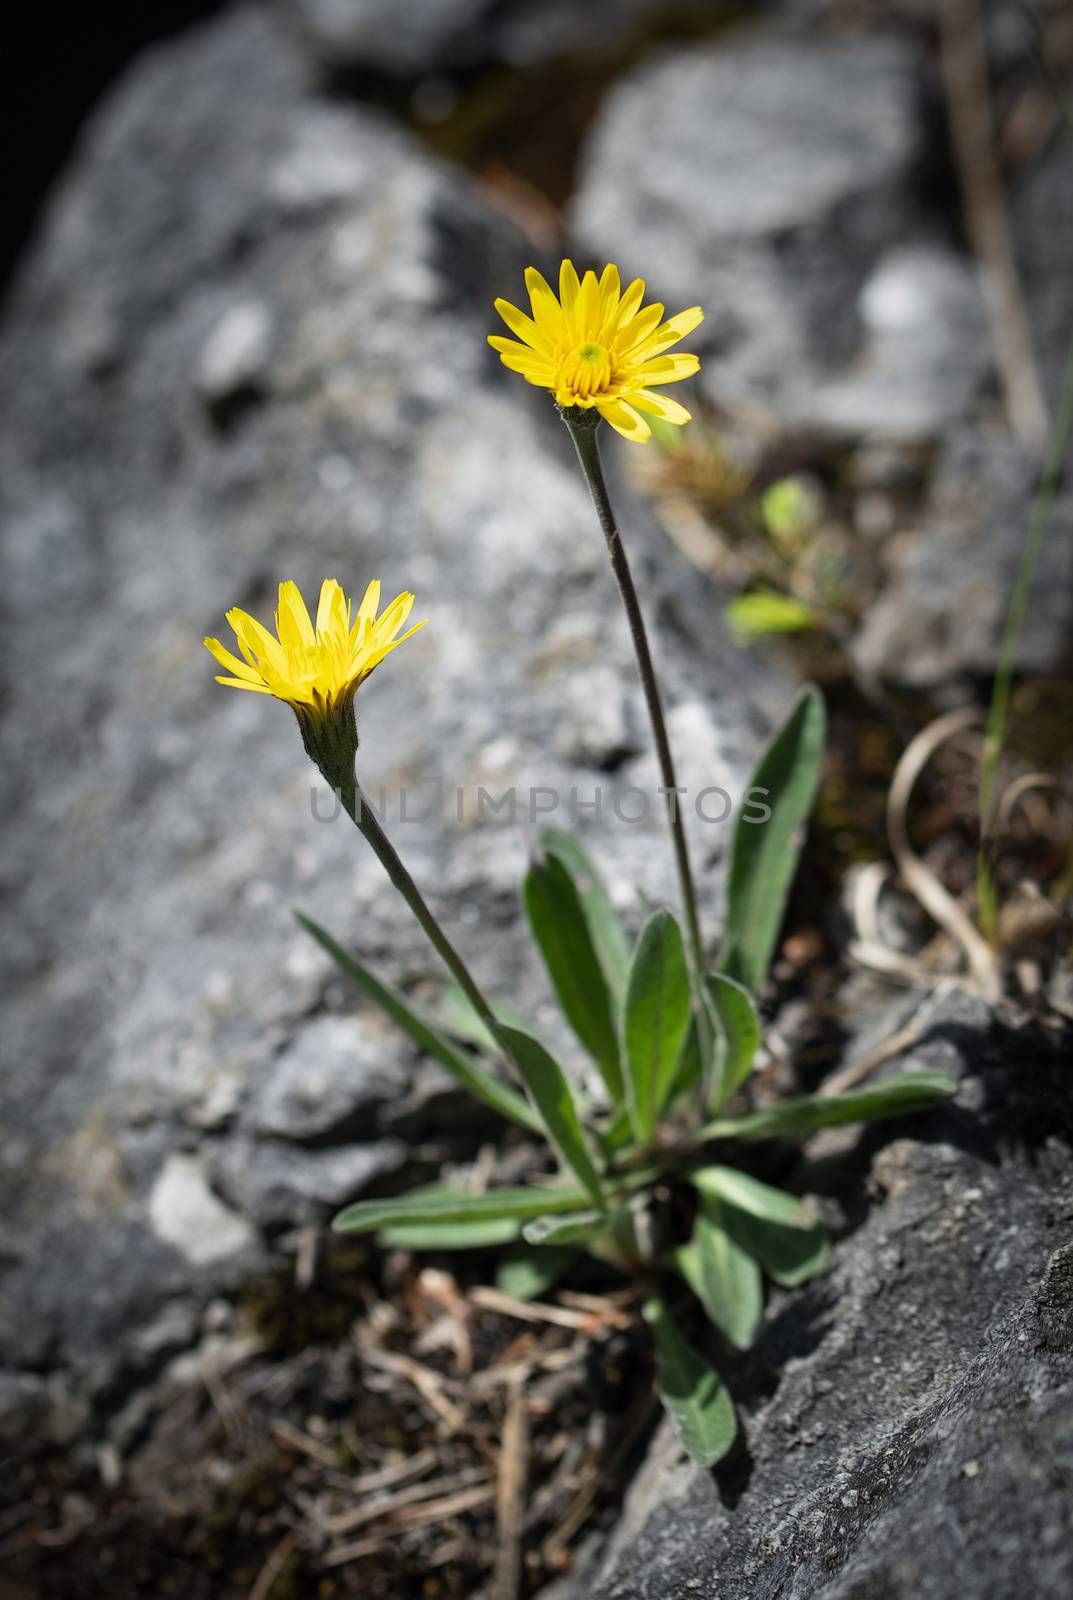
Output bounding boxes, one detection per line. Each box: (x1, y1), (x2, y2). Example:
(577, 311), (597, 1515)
(308, 688), (956, 1467)
(207, 260), (958, 1469)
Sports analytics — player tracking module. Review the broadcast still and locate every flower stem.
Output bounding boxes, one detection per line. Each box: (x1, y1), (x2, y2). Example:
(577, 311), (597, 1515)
(564, 417), (705, 978)
(341, 778), (499, 1030)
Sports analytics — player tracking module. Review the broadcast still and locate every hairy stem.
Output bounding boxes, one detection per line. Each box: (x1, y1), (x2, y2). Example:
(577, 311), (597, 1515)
(343, 780), (498, 1029)
(564, 416), (705, 978)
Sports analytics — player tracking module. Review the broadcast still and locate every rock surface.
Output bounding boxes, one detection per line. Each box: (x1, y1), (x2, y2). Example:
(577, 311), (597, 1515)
(572, 33), (960, 434)
(285, 0), (728, 75)
(0, 4), (784, 1407)
(561, 987), (1073, 1600)
(853, 425), (1073, 685)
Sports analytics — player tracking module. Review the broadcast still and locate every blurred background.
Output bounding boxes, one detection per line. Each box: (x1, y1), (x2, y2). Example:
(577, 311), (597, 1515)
(1, 2), (1071, 1597)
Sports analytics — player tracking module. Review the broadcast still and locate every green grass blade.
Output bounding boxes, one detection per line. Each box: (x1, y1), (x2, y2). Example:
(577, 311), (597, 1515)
(717, 686), (826, 994)
(622, 909), (692, 1144)
(524, 851), (623, 1101)
(643, 1295), (737, 1467)
(297, 912), (543, 1136)
(494, 1024), (606, 1207)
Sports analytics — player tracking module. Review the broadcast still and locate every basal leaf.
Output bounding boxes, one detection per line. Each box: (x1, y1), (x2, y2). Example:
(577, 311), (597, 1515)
(690, 1165), (816, 1228)
(717, 686), (826, 995)
(537, 826), (631, 1000)
(673, 1195), (764, 1350)
(494, 1024), (606, 1207)
(495, 1243), (576, 1300)
(622, 910), (692, 1144)
(707, 972), (761, 1111)
(719, 1206), (831, 1288)
(333, 1181), (594, 1235)
(379, 1217), (522, 1250)
(524, 852), (623, 1101)
(644, 1296), (737, 1467)
(297, 913), (542, 1135)
(698, 1072), (958, 1143)
(433, 978), (530, 1055)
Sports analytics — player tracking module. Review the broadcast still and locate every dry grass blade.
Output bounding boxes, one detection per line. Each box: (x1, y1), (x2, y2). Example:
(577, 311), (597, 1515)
(359, 1345), (466, 1434)
(886, 706), (1000, 999)
(939, 0), (1048, 450)
(492, 1377), (529, 1600)
(272, 1419), (341, 1469)
(469, 1286), (630, 1332)
(313, 1465), (489, 1538)
(247, 1529), (299, 1600)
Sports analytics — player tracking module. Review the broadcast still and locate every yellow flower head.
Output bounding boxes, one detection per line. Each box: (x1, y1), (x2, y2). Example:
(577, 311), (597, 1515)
(204, 578), (425, 715)
(489, 260), (703, 443)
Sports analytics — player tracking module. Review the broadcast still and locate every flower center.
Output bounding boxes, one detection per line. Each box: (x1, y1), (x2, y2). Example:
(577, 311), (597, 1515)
(558, 341), (613, 402)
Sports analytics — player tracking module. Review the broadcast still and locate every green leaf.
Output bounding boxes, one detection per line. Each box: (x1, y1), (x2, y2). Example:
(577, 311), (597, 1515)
(522, 1209), (608, 1245)
(334, 1181), (596, 1235)
(379, 1217), (522, 1250)
(596, 1104), (635, 1158)
(524, 852), (623, 1101)
(707, 972), (761, 1111)
(719, 1207), (830, 1288)
(673, 1196), (764, 1350)
(537, 827), (631, 1000)
(717, 686), (826, 995)
(297, 913), (542, 1136)
(698, 1072), (959, 1143)
(432, 979), (530, 1056)
(493, 1024), (606, 1207)
(726, 588), (820, 644)
(690, 1165), (817, 1228)
(643, 1296), (737, 1468)
(622, 910), (693, 1144)
(495, 1243), (576, 1300)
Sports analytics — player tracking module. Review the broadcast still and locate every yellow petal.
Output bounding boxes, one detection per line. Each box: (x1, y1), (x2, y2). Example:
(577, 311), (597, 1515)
(629, 390), (693, 425)
(558, 259), (580, 340)
(525, 267), (564, 339)
(628, 305), (705, 362)
(316, 578), (344, 636)
(575, 270), (601, 342)
(597, 397), (652, 443)
(214, 675), (274, 694)
(488, 337), (555, 383)
(493, 297), (555, 355)
(633, 352), (701, 384)
(597, 263), (621, 337)
(614, 303), (665, 357)
(204, 636), (266, 683)
(615, 277), (646, 330)
(276, 581), (316, 649)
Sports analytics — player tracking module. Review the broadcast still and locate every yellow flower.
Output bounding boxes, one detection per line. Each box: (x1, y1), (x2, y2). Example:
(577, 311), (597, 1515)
(488, 260), (703, 443)
(205, 578), (425, 714)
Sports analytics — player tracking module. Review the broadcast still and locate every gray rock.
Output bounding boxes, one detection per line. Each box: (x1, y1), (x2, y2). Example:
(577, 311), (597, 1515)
(148, 1154), (257, 1266)
(0, 5), (783, 1391)
(566, 987), (1073, 1600)
(853, 426), (1073, 684)
(247, 1012), (413, 1141)
(194, 298), (276, 411)
(1011, 127), (1073, 413)
(288, 0), (488, 73)
(210, 1135), (408, 1228)
(572, 35), (992, 438)
(285, 0), (727, 75)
